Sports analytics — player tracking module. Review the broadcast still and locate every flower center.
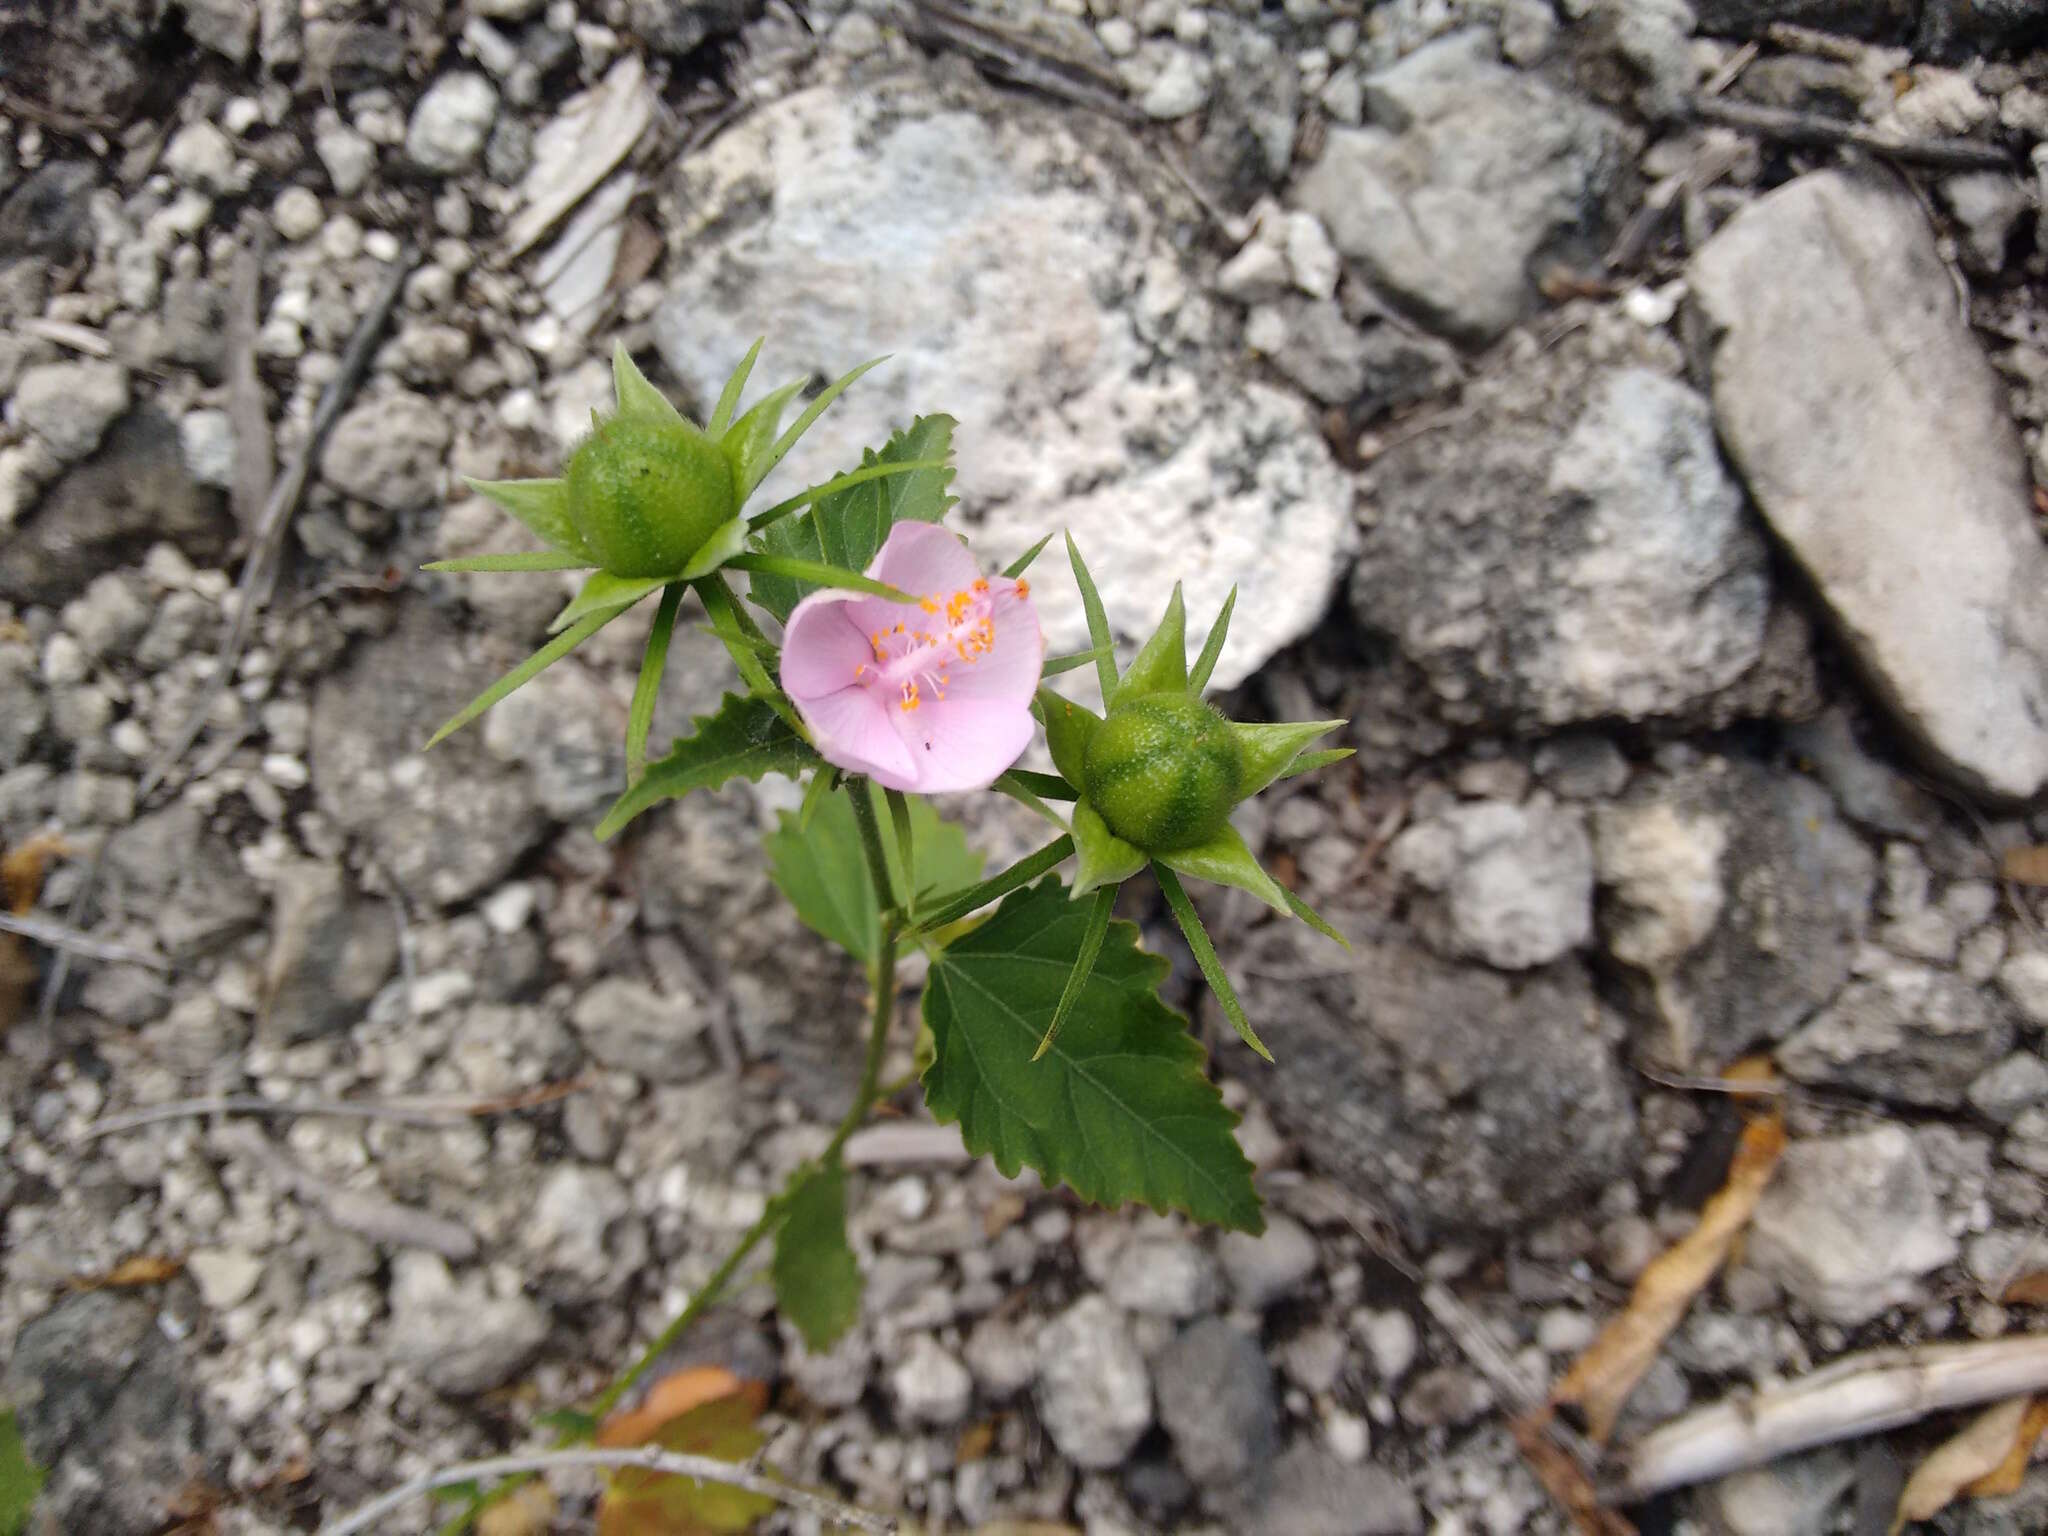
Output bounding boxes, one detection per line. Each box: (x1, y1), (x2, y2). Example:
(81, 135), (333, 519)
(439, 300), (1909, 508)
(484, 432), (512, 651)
(858, 577), (1018, 712)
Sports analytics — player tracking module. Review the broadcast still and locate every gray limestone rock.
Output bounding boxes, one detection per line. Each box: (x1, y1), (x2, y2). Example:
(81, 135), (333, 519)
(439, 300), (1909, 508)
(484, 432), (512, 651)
(318, 390), (452, 513)
(260, 860), (400, 1044)
(405, 73), (500, 175)
(1778, 962), (2015, 1109)
(1292, 29), (1625, 344)
(1035, 1297), (1153, 1470)
(1154, 1319), (1279, 1488)
(309, 607), (547, 908)
(653, 72), (1351, 689)
(103, 801), (266, 960)
(1690, 169), (2048, 800)
(9, 361), (129, 463)
(1595, 758), (1877, 1068)
(0, 410), (234, 607)
(1353, 353), (1783, 737)
(5, 1291), (214, 1536)
(0, 645), (43, 768)
(1235, 926), (1636, 1236)
(1748, 1127), (1958, 1324)
(1221, 1441), (1423, 1536)
(1389, 796), (1594, 970)
(569, 976), (709, 1084)
(385, 1252), (550, 1396)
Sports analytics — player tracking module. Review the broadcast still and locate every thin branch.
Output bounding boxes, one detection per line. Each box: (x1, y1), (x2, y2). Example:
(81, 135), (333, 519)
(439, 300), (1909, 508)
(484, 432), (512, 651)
(1615, 1335), (2048, 1500)
(317, 1444), (894, 1536)
(0, 912), (171, 971)
(1687, 96), (2012, 172)
(79, 1083), (585, 1141)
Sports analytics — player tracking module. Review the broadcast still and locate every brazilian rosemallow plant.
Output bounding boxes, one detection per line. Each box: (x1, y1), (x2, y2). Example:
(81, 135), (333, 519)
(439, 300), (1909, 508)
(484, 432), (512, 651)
(374, 344), (1351, 1532)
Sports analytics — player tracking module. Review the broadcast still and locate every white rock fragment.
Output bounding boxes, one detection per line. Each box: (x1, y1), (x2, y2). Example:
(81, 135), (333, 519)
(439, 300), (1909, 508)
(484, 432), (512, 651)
(1285, 210), (1340, 299)
(179, 408), (236, 489)
(406, 72), (499, 175)
(270, 185), (323, 242)
(1141, 48), (1210, 119)
(164, 121), (238, 192)
(10, 361), (129, 463)
(315, 114), (378, 196)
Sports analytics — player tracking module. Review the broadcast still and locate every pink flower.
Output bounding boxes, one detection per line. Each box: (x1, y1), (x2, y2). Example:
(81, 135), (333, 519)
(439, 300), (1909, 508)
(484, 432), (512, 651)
(779, 522), (1044, 793)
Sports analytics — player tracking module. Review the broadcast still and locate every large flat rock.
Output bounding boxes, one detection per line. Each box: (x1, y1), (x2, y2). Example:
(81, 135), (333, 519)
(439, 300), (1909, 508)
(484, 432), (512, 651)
(1690, 169), (2048, 801)
(653, 72), (1352, 689)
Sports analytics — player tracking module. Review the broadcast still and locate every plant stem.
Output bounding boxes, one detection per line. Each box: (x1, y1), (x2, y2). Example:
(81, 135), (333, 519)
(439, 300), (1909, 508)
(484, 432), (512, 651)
(438, 790), (909, 1536)
(847, 777), (898, 913)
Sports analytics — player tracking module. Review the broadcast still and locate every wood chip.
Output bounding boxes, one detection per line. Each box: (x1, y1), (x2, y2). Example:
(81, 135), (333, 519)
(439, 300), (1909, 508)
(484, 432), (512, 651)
(1892, 1396), (2037, 1532)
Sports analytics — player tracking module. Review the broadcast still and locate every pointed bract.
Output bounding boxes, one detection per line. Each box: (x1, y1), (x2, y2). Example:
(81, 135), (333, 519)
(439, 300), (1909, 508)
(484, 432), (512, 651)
(549, 571), (671, 634)
(1119, 583), (1187, 700)
(1071, 800), (1148, 897)
(678, 517), (749, 580)
(741, 356), (887, 501)
(1064, 533), (1119, 703)
(1154, 821), (1290, 916)
(1233, 718), (1348, 797)
(720, 378), (806, 494)
(707, 336), (765, 436)
(611, 342), (689, 429)
(463, 476), (590, 560)
(1036, 688), (1100, 788)
(1190, 587), (1236, 693)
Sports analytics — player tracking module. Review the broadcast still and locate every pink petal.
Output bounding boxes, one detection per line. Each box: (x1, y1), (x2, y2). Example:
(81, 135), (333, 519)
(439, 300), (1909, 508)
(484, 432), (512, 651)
(931, 584), (1043, 705)
(870, 521), (979, 596)
(780, 590), (872, 702)
(801, 684), (919, 784)
(889, 696), (1037, 793)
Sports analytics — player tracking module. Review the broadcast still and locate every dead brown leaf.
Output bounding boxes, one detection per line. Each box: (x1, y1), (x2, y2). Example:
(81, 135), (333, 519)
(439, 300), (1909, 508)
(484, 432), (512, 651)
(956, 1420), (997, 1463)
(2002, 1272), (2048, 1308)
(1961, 1396), (2048, 1499)
(1551, 1073), (1786, 1443)
(477, 1480), (558, 1536)
(1510, 1410), (1637, 1536)
(67, 1254), (186, 1292)
(1893, 1396), (2038, 1532)
(2000, 846), (2048, 887)
(595, 1364), (766, 1450)
(0, 832), (67, 1028)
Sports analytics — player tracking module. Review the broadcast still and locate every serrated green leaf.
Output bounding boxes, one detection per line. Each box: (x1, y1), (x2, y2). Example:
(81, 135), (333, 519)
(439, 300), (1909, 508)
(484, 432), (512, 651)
(767, 785), (983, 963)
(1190, 586), (1236, 693)
(612, 342), (688, 429)
(1119, 583), (1187, 700)
(748, 416), (957, 624)
(772, 1162), (862, 1352)
(463, 476), (590, 560)
(550, 571), (671, 634)
(423, 550), (593, 573)
(922, 878), (1262, 1231)
(597, 694), (816, 839)
(1070, 799), (1146, 897)
(426, 609), (619, 748)
(537, 1407), (601, 1440)
(0, 1409), (40, 1536)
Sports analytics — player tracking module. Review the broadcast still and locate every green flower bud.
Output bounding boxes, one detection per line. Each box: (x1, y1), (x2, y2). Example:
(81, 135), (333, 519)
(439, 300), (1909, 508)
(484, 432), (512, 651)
(564, 415), (738, 578)
(1082, 693), (1245, 852)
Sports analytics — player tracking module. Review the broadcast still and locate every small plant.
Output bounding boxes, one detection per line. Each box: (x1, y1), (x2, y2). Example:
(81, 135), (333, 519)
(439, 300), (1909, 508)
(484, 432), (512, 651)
(414, 342), (1350, 1532)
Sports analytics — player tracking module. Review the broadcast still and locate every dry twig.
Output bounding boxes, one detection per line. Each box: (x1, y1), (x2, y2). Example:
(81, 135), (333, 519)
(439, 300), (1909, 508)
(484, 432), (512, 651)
(1616, 1336), (2048, 1500)
(316, 1445), (894, 1536)
(80, 1082), (586, 1141)
(1688, 96), (2012, 172)
(0, 911), (170, 970)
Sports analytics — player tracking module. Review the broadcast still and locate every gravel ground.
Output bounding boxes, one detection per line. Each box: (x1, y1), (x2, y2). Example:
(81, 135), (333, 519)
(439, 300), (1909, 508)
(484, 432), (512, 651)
(4, 1), (2048, 1534)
